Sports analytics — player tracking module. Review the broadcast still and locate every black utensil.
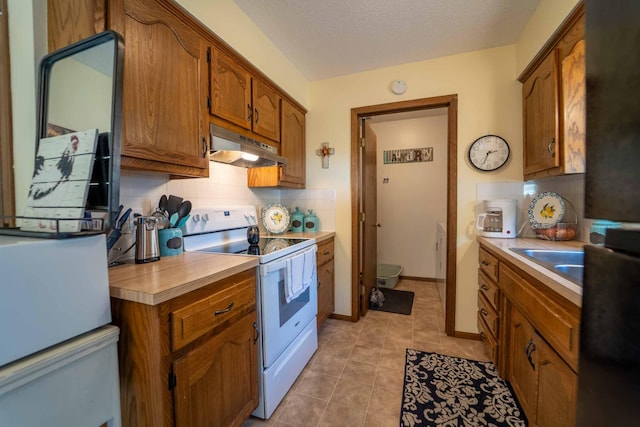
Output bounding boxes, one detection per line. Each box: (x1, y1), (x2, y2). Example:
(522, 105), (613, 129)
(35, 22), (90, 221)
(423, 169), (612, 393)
(174, 200), (192, 228)
(167, 195), (183, 217)
(159, 195), (168, 214)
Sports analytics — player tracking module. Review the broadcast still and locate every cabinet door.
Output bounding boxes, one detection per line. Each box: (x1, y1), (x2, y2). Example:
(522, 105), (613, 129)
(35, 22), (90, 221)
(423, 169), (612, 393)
(119, 0), (208, 170)
(536, 335), (578, 427)
(560, 39), (586, 174)
(47, 0), (107, 52)
(317, 259), (334, 327)
(210, 47), (252, 131)
(279, 99), (306, 187)
(173, 312), (259, 427)
(251, 79), (280, 142)
(522, 51), (559, 177)
(507, 305), (538, 422)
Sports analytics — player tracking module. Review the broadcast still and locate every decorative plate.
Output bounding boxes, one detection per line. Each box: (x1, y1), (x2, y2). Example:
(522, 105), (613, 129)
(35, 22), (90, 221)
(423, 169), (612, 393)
(528, 192), (565, 229)
(261, 203), (290, 234)
(264, 238), (290, 253)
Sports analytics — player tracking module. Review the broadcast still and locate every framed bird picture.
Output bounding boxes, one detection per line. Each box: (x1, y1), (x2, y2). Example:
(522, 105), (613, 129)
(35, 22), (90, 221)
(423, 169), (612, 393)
(22, 128), (99, 233)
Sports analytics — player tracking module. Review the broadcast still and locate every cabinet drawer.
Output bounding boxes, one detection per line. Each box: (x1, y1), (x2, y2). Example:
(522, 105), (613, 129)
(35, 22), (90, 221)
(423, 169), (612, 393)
(316, 239), (334, 266)
(478, 291), (499, 337)
(477, 313), (498, 365)
(479, 247), (499, 282)
(500, 263), (580, 371)
(478, 270), (500, 311)
(171, 277), (256, 351)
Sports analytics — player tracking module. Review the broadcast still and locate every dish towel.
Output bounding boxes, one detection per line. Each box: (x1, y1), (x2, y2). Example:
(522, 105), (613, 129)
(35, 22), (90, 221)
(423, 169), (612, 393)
(302, 245), (317, 289)
(284, 251), (305, 303)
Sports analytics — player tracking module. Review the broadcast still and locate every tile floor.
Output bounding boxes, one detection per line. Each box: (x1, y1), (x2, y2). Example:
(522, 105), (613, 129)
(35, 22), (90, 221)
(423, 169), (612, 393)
(242, 279), (490, 427)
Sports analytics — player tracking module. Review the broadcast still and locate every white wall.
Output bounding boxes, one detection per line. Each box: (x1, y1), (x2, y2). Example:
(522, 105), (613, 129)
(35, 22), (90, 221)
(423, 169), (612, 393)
(370, 113), (448, 279)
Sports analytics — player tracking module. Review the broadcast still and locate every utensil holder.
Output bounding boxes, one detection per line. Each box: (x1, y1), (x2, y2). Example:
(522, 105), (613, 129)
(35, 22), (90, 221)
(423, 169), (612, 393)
(158, 228), (183, 256)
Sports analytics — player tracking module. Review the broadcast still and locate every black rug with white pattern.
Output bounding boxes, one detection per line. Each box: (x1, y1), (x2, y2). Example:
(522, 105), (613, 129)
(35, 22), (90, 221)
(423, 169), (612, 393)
(401, 349), (527, 427)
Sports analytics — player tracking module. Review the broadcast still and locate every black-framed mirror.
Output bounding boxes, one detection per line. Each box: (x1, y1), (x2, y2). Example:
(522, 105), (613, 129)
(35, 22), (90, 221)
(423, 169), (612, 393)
(1, 30), (123, 237)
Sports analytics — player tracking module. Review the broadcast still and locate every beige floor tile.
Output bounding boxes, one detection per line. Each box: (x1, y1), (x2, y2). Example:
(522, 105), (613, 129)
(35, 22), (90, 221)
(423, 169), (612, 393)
(374, 364), (405, 394)
(275, 393), (328, 426)
(350, 343), (382, 366)
(331, 378), (373, 409)
(295, 370), (339, 400)
(307, 351), (348, 377)
(318, 401), (367, 427)
(250, 280), (495, 427)
(341, 359), (378, 386)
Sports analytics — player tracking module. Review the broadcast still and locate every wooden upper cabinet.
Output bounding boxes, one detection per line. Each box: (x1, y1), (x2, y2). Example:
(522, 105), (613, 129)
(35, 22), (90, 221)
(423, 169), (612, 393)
(209, 47), (252, 130)
(519, 3), (585, 180)
(115, 0), (209, 176)
(252, 78), (280, 142)
(247, 98), (307, 188)
(279, 98), (306, 186)
(209, 47), (281, 144)
(522, 52), (559, 177)
(47, 0), (107, 52)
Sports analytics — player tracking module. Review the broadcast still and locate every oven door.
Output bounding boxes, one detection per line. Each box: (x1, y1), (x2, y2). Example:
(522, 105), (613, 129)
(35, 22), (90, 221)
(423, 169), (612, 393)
(259, 246), (318, 368)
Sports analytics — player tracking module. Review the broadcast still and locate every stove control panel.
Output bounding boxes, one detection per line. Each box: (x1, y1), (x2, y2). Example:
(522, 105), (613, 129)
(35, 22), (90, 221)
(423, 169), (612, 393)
(183, 206), (258, 236)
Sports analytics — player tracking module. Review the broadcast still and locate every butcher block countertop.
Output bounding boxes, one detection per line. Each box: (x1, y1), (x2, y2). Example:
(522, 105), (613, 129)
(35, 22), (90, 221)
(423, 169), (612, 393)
(477, 237), (586, 307)
(108, 252), (259, 305)
(108, 231), (335, 306)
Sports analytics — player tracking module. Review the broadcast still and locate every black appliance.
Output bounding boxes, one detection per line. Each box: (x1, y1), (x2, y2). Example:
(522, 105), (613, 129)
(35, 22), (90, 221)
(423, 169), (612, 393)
(578, 1), (640, 425)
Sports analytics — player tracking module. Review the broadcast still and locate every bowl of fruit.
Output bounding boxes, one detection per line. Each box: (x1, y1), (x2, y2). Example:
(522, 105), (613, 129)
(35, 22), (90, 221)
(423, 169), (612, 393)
(533, 222), (578, 241)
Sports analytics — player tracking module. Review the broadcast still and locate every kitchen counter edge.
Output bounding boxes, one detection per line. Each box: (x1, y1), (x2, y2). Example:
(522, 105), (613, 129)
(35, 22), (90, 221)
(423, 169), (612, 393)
(261, 231), (335, 243)
(108, 252), (259, 305)
(477, 236), (584, 307)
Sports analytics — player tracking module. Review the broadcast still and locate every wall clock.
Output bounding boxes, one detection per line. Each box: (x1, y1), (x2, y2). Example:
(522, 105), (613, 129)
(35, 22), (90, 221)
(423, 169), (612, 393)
(468, 134), (510, 171)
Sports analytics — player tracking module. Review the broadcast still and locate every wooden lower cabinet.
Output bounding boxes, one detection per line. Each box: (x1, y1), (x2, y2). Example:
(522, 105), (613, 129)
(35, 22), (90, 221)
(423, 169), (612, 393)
(174, 312), (258, 427)
(111, 268), (258, 427)
(316, 238), (335, 327)
(503, 287), (578, 427)
(506, 305), (540, 419)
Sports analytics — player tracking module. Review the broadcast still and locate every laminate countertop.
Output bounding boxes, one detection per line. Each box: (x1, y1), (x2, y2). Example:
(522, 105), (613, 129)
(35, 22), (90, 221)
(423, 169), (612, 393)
(108, 252), (259, 305)
(477, 237), (586, 307)
(108, 231), (336, 305)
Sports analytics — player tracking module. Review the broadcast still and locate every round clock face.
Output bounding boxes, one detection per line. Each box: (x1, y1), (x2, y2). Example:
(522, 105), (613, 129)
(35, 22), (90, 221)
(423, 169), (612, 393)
(468, 135), (510, 171)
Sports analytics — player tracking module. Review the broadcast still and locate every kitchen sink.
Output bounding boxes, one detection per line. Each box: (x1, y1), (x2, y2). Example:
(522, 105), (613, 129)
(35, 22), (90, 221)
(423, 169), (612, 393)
(553, 264), (584, 284)
(509, 248), (584, 286)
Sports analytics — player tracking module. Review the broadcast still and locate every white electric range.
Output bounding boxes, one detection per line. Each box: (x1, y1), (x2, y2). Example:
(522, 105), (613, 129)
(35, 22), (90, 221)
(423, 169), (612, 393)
(183, 206), (318, 419)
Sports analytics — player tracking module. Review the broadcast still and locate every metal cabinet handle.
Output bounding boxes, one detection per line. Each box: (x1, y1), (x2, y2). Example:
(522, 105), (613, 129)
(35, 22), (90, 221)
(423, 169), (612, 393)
(481, 260), (490, 266)
(247, 104), (252, 121)
(480, 284), (489, 291)
(318, 280), (321, 288)
(323, 251), (331, 256)
(480, 331), (487, 341)
(547, 138), (556, 157)
(201, 137), (208, 159)
(214, 301), (234, 316)
(525, 338), (536, 370)
(480, 307), (489, 316)
(253, 322), (260, 344)
(254, 108), (259, 124)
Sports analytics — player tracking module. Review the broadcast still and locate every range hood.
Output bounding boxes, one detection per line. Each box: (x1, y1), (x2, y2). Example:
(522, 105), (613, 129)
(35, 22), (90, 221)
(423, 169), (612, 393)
(209, 123), (287, 168)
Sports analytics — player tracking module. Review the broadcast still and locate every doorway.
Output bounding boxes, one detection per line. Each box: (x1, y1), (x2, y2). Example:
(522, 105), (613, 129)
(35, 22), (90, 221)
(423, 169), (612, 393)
(350, 95), (458, 336)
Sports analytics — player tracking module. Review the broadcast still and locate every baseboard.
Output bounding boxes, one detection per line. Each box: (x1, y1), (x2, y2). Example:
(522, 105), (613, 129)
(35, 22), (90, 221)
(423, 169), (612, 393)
(329, 313), (355, 322)
(399, 275), (435, 282)
(454, 331), (482, 341)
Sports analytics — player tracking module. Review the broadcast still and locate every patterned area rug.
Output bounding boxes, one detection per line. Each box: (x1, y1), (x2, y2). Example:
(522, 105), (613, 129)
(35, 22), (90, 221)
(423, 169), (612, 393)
(401, 349), (527, 427)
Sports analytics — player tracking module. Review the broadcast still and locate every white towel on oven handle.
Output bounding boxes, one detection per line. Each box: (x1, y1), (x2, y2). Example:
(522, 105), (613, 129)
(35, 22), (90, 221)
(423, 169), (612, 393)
(284, 251), (305, 303)
(302, 245), (317, 288)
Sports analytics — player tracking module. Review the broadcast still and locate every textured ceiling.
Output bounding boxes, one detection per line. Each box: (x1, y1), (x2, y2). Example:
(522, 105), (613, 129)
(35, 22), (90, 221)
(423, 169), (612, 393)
(233, 0), (540, 81)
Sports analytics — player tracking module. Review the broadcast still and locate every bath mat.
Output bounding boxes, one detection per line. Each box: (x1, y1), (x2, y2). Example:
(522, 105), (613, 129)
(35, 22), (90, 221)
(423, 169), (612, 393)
(401, 349), (527, 427)
(369, 287), (414, 315)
